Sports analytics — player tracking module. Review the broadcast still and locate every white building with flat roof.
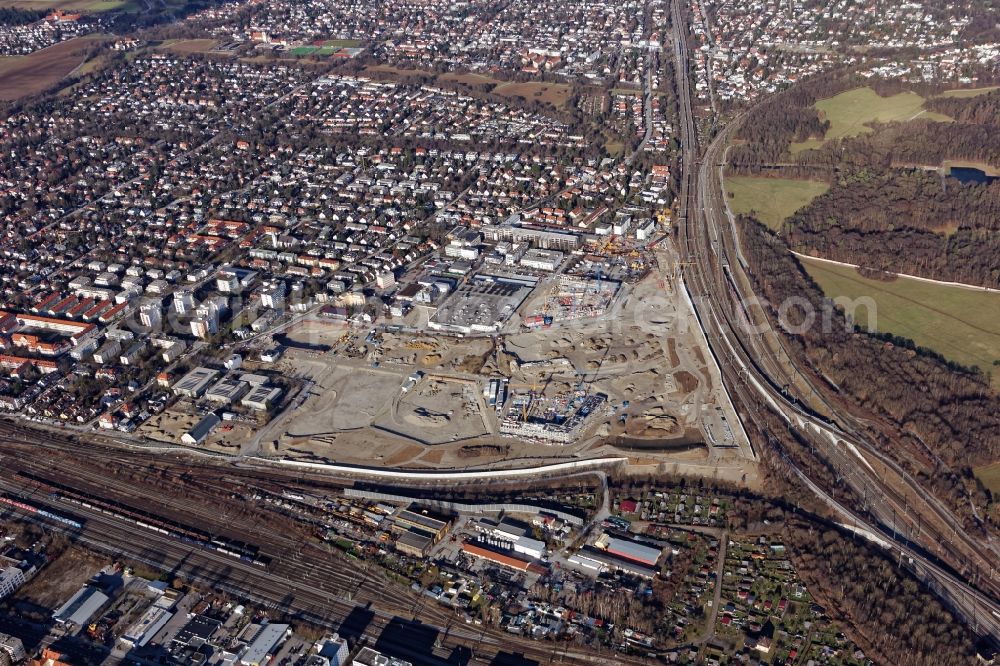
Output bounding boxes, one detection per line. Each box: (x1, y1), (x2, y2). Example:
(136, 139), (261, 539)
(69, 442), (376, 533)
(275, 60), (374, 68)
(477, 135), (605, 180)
(121, 596), (175, 648)
(0, 567), (24, 600)
(239, 623), (290, 666)
(172, 367), (220, 398)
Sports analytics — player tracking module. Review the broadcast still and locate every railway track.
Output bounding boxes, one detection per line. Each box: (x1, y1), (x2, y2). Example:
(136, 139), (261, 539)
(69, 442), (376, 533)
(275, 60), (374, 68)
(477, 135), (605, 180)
(668, 0), (1000, 642)
(1, 484), (659, 665)
(0, 424), (671, 663)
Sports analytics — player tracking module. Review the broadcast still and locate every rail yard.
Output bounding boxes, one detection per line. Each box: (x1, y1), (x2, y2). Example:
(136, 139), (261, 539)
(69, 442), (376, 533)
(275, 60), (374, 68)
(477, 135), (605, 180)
(1, 0), (999, 662)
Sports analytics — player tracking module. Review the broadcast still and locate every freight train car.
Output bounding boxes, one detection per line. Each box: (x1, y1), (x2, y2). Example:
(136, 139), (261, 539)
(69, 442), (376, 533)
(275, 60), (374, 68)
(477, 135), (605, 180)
(0, 493), (84, 529)
(17, 472), (269, 568)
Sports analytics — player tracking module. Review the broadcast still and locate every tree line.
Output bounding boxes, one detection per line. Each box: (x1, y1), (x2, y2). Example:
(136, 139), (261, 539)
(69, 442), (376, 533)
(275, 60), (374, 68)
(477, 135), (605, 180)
(739, 214), (999, 533)
(785, 520), (985, 666)
(783, 168), (1000, 287)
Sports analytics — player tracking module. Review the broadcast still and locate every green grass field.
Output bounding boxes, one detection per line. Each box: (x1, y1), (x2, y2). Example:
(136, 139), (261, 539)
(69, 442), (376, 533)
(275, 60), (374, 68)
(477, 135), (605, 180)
(974, 462), (1000, 495)
(289, 46), (318, 56)
(800, 257), (1000, 382)
(939, 86), (998, 99)
(791, 87), (952, 154)
(725, 177), (829, 231)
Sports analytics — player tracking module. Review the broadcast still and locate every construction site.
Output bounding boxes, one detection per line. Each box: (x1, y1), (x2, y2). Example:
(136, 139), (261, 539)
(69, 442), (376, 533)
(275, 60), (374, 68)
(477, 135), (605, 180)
(221, 244), (750, 484)
(522, 275), (621, 328)
(499, 387), (607, 444)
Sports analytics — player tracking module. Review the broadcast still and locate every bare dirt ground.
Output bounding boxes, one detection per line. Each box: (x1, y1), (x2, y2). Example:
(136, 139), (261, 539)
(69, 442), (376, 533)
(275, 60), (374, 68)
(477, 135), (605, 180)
(254, 255), (757, 485)
(139, 406), (200, 444)
(138, 402), (245, 453)
(0, 36), (102, 101)
(16, 547), (104, 609)
(378, 376), (489, 445)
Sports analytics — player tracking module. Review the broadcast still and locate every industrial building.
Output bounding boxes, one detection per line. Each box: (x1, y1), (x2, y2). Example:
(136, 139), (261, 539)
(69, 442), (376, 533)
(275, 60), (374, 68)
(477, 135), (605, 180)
(394, 530), (434, 558)
(428, 275), (532, 334)
(391, 506), (451, 540)
(53, 586), (110, 626)
(120, 595), (176, 648)
(390, 505), (451, 556)
(169, 614), (221, 654)
(595, 534), (662, 568)
(569, 546), (657, 578)
(172, 367), (220, 398)
(241, 384), (283, 411)
(461, 538), (542, 573)
(475, 518), (546, 559)
(239, 623), (290, 666)
(204, 376), (251, 404)
(181, 413), (221, 446)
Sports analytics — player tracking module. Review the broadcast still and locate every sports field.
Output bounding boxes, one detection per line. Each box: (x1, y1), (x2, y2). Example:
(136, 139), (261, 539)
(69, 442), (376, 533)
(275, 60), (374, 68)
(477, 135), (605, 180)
(791, 87), (951, 153)
(157, 38), (219, 54)
(725, 176), (828, 230)
(799, 256), (1000, 381)
(321, 39), (361, 48)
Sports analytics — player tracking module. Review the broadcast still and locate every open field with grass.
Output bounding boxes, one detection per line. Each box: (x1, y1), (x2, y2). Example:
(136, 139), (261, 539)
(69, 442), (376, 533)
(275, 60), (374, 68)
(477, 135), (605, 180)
(494, 81), (570, 108)
(800, 256), (1000, 381)
(974, 462), (1000, 495)
(0, 0), (134, 12)
(604, 139), (625, 157)
(439, 72), (496, 86)
(725, 176), (829, 230)
(441, 73), (570, 107)
(156, 38), (219, 55)
(791, 87), (952, 153)
(939, 86), (999, 99)
(321, 38), (361, 48)
(364, 64), (431, 77)
(0, 36), (102, 101)
(366, 67), (570, 108)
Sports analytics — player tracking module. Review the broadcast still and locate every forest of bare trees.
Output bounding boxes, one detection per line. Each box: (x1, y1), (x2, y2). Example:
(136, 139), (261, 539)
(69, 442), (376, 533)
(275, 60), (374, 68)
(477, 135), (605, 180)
(785, 521), (984, 666)
(739, 215), (1000, 531)
(728, 73), (1000, 286)
(784, 168), (1000, 287)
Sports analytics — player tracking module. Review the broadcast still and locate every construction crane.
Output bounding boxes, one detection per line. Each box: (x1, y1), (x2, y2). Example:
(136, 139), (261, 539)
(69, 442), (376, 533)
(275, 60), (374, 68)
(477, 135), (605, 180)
(536, 276), (561, 326)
